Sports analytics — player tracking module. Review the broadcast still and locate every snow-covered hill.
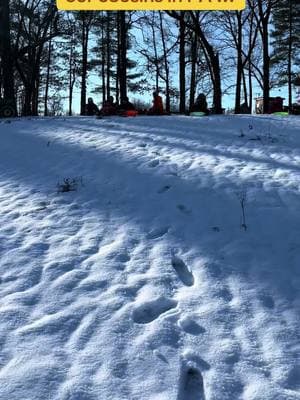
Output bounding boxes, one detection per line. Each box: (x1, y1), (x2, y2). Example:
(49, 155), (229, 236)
(0, 115), (299, 400)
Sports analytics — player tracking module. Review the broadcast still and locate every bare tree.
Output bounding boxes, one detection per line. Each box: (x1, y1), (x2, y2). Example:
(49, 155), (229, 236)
(76, 11), (95, 115)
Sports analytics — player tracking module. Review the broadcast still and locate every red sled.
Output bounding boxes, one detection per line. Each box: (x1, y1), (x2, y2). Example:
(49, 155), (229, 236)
(123, 110), (138, 117)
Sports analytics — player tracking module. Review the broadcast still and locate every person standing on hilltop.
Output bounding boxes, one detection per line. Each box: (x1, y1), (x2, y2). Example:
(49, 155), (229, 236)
(148, 91), (164, 115)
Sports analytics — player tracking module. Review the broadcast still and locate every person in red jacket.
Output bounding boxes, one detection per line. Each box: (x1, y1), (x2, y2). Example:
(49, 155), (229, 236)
(148, 91), (164, 115)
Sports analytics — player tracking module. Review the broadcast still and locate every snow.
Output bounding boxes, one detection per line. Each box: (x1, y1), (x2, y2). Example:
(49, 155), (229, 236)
(0, 114), (299, 400)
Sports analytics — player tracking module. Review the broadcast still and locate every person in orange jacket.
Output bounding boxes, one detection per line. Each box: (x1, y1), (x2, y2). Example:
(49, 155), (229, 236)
(148, 91), (164, 115)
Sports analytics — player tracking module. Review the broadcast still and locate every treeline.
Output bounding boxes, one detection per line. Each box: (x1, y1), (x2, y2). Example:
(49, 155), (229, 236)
(0, 0), (299, 116)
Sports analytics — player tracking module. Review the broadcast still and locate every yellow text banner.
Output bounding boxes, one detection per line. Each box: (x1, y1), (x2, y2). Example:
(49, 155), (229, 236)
(57, 0), (245, 11)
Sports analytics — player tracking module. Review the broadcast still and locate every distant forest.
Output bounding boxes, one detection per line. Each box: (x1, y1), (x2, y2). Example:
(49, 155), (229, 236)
(0, 0), (299, 116)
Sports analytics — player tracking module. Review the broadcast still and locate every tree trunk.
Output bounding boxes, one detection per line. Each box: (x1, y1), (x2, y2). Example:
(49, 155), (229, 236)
(255, 0), (271, 114)
(189, 32), (197, 111)
(262, 20), (270, 113)
(106, 11), (111, 99)
(119, 11), (127, 102)
(212, 54), (222, 114)
(68, 36), (74, 116)
(151, 12), (159, 91)
(69, 80), (73, 117)
(101, 13), (106, 104)
(248, 63), (253, 113)
(242, 68), (248, 106)
(159, 12), (170, 113)
(190, 12), (222, 114)
(116, 12), (121, 104)
(0, 0), (16, 111)
(287, 0), (293, 111)
(80, 15), (89, 115)
(179, 12), (186, 114)
(44, 24), (52, 116)
(235, 12), (243, 113)
(23, 85), (33, 116)
(248, 10), (254, 113)
(32, 73), (40, 116)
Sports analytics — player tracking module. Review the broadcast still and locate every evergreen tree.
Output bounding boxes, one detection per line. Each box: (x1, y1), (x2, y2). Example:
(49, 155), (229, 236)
(271, 0), (300, 109)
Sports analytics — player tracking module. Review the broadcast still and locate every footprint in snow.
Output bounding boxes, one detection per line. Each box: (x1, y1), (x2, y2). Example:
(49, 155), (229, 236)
(285, 365), (300, 390)
(171, 255), (194, 287)
(149, 159), (160, 168)
(147, 226), (170, 240)
(177, 204), (191, 214)
(132, 297), (177, 324)
(138, 143), (147, 148)
(77, 279), (109, 292)
(115, 252), (131, 263)
(25, 242), (50, 254)
(111, 361), (128, 378)
(178, 361), (205, 400)
(157, 185), (171, 194)
(217, 287), (233, 303)
(178, 316), (205, 336)
(152, 150), (161, 156)
(258, 293), (275, 309)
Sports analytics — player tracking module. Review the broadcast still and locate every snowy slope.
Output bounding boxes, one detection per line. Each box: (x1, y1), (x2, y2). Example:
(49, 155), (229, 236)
(0, 115), (299, 400)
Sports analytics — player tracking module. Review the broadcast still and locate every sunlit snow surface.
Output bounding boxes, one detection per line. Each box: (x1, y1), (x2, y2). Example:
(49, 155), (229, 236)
(0, 115), (299, 400)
